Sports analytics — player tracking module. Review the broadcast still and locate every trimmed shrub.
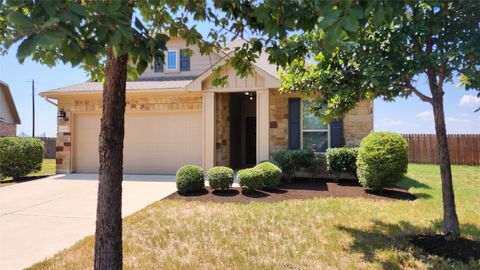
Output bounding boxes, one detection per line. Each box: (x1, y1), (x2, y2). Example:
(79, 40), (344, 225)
(290, 149), (315, 169)
(176, 165), (204, 194)
(237, 168), (264, 191)
(207, 166), (234, 190)
(272, 149), (324, 178)
(254, 162), (282, 189)
(272, 149), (315, 175)
(0, 137), (44, 179)
(271, 150), (295, 176)
(356, 132), (408, 191)
(309, 155), (326, 177)
(326, 147), (358, 174)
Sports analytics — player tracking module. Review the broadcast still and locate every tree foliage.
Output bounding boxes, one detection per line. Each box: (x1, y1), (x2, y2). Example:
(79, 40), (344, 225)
(280, 0), (479, 239)
(280, 0), (480, 122)
(0, 0), (222, 81)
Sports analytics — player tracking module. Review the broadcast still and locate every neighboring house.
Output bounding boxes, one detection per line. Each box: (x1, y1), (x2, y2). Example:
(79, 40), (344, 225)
(40, 38), (372, 174)
(0, 81), (21, 137)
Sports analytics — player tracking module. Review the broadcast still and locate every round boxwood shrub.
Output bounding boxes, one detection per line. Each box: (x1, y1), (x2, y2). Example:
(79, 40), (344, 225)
(237, 168), (264, 191)
(356, 132), (408, 191)
(207, 166), (234, 190)
(0, 137), (44, 180)
(176, 165), (204, 194)
(254, 162), (282, 189)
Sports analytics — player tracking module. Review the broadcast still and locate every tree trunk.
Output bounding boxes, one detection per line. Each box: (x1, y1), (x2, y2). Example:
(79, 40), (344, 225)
(94, 46), (128, 270)
(431, 92), (461, 240)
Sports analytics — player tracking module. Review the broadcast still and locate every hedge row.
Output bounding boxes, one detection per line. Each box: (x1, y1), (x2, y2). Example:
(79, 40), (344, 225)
(176, 162), (283, 194)
(176, 132), (408, 193)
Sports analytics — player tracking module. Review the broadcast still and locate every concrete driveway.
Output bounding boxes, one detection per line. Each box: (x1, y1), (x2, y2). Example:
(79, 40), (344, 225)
(0, 174), (176, 270)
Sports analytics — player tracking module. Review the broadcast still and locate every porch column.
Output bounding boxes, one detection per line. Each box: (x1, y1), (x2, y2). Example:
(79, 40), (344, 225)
(203, 92), (215, 170)
(256, 89), (270, 162)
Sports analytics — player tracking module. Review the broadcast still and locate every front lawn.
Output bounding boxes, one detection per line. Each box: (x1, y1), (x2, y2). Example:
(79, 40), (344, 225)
(29, 164), (480, 269)
(0, 159), (56, 187)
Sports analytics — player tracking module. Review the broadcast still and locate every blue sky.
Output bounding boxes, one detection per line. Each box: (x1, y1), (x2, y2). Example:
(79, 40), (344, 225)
(1, 37), (479, 137)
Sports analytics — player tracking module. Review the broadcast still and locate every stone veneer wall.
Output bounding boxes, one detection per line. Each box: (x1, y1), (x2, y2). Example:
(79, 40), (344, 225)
(215, 93), (230, 166)
(269, 90), (292, 155)
(268, 90), (373, 156)
(55, 94), (203, 173)
(0, 122), (16, 137)
(343, 100), (373, 146)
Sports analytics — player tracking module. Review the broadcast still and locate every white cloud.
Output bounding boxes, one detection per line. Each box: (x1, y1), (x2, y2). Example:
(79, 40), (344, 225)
(446, 116), (471, 123)
(417, 110), (433, 120)
(458, 95), (480, 107)
(379, 118), (419, 127)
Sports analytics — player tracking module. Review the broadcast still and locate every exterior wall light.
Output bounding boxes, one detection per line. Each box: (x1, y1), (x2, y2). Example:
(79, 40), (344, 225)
(57, 109), (68, 122)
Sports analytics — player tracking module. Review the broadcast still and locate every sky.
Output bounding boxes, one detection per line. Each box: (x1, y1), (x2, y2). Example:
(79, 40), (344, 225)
(1, 22), (479, 137)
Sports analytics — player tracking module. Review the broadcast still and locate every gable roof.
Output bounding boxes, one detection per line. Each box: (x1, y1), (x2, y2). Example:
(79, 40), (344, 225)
(224, 39), (279, 79)
(0, 80), (21, 124)
(185, 39), (281, 90)
(40, 39), (281, 97)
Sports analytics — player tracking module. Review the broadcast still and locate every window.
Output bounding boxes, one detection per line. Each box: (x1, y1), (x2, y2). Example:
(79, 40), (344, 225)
(302, 100), (329, 152)
(167, 50), (178, 71)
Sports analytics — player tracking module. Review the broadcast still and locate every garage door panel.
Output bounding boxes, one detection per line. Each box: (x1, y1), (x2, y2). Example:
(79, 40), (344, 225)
(74, 112), (202, 174)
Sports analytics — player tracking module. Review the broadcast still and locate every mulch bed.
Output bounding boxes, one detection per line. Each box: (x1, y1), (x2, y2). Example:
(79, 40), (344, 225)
(410, 234), (480, 263)
(164, 179), (416, 203)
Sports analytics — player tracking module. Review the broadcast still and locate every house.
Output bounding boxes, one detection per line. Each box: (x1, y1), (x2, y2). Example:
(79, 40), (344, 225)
(0, 81), (21, 137)
(40, 38), (373, 174)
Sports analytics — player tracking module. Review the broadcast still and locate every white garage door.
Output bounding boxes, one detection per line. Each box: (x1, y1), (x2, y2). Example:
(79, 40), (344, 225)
(73, 112), (202, 174)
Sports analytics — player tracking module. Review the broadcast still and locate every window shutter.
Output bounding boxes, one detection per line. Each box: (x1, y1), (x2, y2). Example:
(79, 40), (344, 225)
(329, 119), (344, 148)
(154, 57), (163, 72)
(288, 98), (301, 149)
(180, 49), (190, 71)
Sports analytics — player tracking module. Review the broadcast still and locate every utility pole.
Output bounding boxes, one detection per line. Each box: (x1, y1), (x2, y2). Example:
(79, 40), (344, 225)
(31, 79), (35, 137)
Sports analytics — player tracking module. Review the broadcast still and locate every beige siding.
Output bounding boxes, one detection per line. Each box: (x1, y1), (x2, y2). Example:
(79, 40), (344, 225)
(0, 91), (14, 124)
(140, 37), (222, 79)
(202, 64), (265, 91)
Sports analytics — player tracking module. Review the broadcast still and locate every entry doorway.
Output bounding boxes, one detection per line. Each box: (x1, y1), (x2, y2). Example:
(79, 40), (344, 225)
(230, 92), (257, 168)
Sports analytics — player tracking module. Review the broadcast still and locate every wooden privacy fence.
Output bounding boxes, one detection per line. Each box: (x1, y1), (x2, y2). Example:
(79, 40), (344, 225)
(402, 134), (480, 165)
(37, 137), (56, 159)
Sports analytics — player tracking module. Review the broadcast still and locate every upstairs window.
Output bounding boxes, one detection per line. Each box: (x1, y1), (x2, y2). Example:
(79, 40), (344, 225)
(302, 100), (329, 152)
(167, 50), (178, 71)
(154, 49), (190, 73)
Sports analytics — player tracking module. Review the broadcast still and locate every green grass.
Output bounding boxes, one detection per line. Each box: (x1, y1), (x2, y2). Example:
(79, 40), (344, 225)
(0, 159), (56, 187)
(29, 164), (480, 269)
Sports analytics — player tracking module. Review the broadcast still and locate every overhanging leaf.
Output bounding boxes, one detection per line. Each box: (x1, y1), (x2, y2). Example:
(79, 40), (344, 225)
(342, 15), (359, 33)
(325, 23), (341, 46)
(35, 31), (63, 47)
(8, 11), (33, 29)
(16, 36), (36, 61)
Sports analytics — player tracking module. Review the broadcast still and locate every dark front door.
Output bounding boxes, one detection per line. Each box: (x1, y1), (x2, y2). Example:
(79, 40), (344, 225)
(245, 117), (256, 166)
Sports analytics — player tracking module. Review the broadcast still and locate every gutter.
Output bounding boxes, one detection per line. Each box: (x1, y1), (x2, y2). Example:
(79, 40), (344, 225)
(43, 96), (58, 107)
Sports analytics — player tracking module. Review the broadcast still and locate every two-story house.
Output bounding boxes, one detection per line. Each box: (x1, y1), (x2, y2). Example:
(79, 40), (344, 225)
(40, 38), (373, 174)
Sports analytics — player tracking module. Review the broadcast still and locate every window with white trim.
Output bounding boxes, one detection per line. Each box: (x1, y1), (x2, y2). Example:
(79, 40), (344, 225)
(166, 50), (178, 71)
(302, 100), (329, 152)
